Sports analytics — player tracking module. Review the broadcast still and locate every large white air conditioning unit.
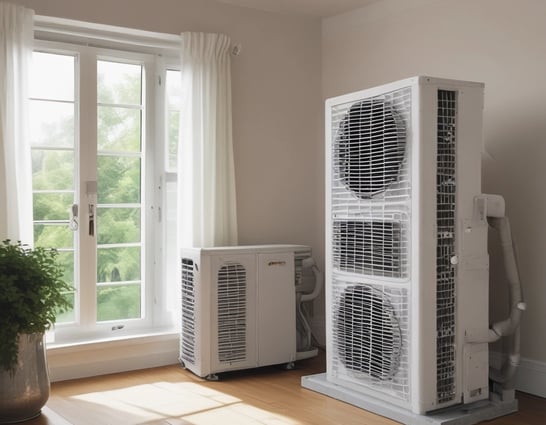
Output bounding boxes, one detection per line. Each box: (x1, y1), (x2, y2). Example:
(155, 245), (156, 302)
(180, 244), (318, 380)
(302, 76), (519, 422)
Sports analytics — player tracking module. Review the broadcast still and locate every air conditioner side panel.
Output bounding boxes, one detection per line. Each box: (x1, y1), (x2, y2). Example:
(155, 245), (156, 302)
(324, 98), (335, 379)
(257, 252), (296, 366)
(410, 82), (440, 414)
(412, 80), (489, 413)
(454, 84), (489, 403)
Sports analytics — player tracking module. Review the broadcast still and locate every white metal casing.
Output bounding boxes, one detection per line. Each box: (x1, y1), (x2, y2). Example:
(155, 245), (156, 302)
(180, 244), (310, 378)
(324, 76), (489, 414)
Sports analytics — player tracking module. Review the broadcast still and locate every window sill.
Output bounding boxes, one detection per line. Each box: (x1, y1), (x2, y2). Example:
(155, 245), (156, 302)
(47, 329), (180, 382)
(47, 328), (178, 351)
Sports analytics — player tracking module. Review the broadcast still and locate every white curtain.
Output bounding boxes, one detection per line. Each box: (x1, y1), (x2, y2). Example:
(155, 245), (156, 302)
(0, 2), (33, 244)
(177, 32), (238, 248)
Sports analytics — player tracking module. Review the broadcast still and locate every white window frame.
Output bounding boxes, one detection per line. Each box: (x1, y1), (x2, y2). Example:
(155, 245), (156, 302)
(32, 18), (182, 344)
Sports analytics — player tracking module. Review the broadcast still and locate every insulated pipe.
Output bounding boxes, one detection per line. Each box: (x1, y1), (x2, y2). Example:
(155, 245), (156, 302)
(503, 327), (521, 389)
(296, 292), (312, 351)
(294, 260), (323, 350)
(301, 265), (323, 302)
(487, 216), (526, 343)
(489, 327), (521, 388)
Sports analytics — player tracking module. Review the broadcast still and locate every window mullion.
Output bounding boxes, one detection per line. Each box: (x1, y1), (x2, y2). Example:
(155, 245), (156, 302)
(78, 46), (98, 327)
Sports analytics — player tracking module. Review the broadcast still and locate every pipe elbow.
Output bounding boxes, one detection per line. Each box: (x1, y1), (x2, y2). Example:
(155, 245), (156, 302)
(487, 328), (501, 343)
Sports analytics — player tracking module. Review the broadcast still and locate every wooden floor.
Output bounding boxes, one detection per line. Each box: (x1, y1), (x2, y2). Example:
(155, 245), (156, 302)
(27, 351), (545, 425)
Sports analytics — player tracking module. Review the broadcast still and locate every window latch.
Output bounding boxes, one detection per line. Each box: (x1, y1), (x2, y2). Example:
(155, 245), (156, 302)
(69, 203), (79, 231)
(86, 180), (97, 237)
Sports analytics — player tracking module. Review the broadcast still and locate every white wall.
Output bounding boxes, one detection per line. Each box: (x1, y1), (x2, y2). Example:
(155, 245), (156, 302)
(323, 0), (546, 395)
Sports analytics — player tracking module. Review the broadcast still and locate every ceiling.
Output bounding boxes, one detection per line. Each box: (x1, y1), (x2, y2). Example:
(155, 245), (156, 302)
(214, 0), (378, 18)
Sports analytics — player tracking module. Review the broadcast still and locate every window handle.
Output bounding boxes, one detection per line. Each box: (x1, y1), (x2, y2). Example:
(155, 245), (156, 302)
(69, 203), (79, 231)
(88, 204), (95, 237)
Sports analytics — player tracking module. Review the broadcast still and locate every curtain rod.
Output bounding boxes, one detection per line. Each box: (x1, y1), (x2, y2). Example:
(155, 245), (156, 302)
(34, 15), (241, 56)
(33, 15), (182, 54)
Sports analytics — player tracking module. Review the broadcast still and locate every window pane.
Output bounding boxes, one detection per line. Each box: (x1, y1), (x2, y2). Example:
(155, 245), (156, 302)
(30, 101), (74, 148)
(32, 150), (74, 191)
(34, 224), (73, 249)
(55, 250), (76, 324)
(166, 69), (181, 108)
(55, 292), (75, 323)
(56, 250), (75, 285)
(33, 192), (73, 221)
(97, 284), (141, 321)
(30, 50), (77, 329)
(166, 69), (181, 170)
(97, 61), (141, 105)
(97, 155), (141, 203)
(97, 208), (141, 245)
(168, 110), (179, 170)
(98, 106), (141, 152)
(31, 52), (74, 101)
(97, 246), (140, 283)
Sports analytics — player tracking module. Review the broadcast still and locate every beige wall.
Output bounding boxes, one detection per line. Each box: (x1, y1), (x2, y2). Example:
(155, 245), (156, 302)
(323, 0), (546, 366)
(10, 0), (324, 265)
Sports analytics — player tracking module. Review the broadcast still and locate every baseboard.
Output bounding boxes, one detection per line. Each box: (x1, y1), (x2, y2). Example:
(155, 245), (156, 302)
(490, 351), (546, 398)
(514, 357), (546, 397)
(47, 332), (179, 382)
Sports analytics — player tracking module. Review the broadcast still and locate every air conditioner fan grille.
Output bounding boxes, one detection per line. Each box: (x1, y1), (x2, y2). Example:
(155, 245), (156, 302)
(217, 262), (247, 363)
(334, 98), (406, 198)
(334, 285), (402, 381)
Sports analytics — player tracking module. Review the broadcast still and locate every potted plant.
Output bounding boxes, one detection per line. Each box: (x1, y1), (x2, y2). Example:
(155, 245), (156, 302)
(0, 239), (72, 423)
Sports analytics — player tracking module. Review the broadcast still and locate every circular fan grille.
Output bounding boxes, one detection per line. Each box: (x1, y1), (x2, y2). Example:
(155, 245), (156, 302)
(336, 98), (406, 198)
(335, 285), (401, 381)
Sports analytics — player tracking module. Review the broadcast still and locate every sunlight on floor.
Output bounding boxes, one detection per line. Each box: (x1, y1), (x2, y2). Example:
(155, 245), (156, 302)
(69, 381), (301, 424)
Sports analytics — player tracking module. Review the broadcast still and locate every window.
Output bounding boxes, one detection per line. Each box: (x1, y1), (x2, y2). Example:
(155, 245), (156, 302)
(30, 40), (179, 342)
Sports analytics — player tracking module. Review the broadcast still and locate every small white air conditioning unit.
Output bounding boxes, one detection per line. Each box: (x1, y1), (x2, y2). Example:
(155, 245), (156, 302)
(180, 244), (317, 380)
(303, 76), (500, 419)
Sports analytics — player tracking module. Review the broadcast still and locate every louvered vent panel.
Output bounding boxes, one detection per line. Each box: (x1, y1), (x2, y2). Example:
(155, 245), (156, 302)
(331, 88), (411, 218)
(180, 258), (196, 363)
(436, 89), (457, 404)
(217, 262), (247, 363)
(333, 220), (405, 278)
(331, 280), (409, 401)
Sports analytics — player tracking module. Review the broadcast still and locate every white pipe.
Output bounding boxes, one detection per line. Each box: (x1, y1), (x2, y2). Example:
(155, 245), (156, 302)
(490, 327), (521, 389)
(503, 327), (521, 389)
(296, 293), (312, 350)
(486, 216), (526, 343)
